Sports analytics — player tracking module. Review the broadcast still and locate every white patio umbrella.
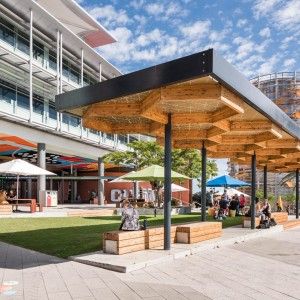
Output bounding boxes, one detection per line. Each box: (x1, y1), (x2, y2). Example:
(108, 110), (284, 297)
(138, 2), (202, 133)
(162, 183), (189, 193)
(0, 159), (56, 203)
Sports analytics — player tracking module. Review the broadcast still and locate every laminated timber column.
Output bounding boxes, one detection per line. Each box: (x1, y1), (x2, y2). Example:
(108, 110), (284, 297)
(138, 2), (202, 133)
(296, 168), (299, 219)
(263, 165), (268, 199)
(164, 113), (172, 250)
(251, 153), (256, 229)
(98, 157), (105, 206)
(201, 142), (207, 222)
(37, 143), (46, 202)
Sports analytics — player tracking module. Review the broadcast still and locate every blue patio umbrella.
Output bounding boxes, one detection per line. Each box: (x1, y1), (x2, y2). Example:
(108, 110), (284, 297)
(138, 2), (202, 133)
(206, 175), (250, 188)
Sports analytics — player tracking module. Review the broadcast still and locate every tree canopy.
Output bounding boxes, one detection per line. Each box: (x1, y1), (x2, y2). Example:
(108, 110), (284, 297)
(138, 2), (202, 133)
(103, 140), (218, 179)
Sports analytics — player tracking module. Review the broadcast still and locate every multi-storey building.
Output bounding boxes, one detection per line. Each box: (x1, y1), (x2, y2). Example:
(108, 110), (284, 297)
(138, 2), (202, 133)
(0, 0), (146, 203)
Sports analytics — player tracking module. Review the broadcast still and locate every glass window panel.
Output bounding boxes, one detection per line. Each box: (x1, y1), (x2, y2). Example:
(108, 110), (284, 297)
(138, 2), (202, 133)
(17, 89), (29, 109)
(69, 115), (80, 127)
(70, 66), (80, 84)
(118, 134), (127, 144)
(62, 113), (69, 124)
(49, 105), (57, 120)
(0, 84), (15, 104)
(33, 98), (44, 115)
(49, 50), (57, 70)
(33, 40), (44, 63)
(17, 31), (29, 55)
(105, 133), (114, 141)
(0, 18), (15, 46)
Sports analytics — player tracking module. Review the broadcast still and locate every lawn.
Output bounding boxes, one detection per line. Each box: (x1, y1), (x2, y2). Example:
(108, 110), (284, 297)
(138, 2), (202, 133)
(0, 214), (242, 258)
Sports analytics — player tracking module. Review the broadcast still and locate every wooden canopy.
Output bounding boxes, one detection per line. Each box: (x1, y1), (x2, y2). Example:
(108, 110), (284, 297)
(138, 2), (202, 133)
(56, 49), (300, 173)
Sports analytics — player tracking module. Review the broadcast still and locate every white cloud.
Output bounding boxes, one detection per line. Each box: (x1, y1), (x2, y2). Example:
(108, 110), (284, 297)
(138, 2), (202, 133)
(257, 55), (279, 74)
(129, 0), (144, 10)
(259, 27), (271, 38)
(145, 3), (164, 15)
(236, 19), (247, 28)
(88, 5), (130, 28)
(252, 0), (281, 19)
(272, 0), (300, 31)
(283, 58), (296, 69)
(181, 20), (211, 40)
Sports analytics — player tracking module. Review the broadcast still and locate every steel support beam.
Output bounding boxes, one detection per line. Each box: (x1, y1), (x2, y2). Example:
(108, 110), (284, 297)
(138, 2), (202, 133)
(81, 48), (84, 87)
(201, 142), (207, 221)
(263, 165), (267, 199)
(296, 168), (299, 219)
(27, 178), (32, 198)
(251, 153), (256, 229)
(98, 157), (105, 206)
(164, 114), (172, 250)
(56, 30), (60, 130)
(99, 62), (102, 82)
(29, 9), (33, 123)
(37, 143), (46, 202)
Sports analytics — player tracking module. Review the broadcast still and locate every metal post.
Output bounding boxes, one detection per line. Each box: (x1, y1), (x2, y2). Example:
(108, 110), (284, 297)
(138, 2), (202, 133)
(263, 165), (267, 199)
(29, 9), (33, 123)
(201, 142), (207, 221)
(81, 48), (84, 87)
(59, 32), (63, 93)
(98, 157), (105, 206)
(99, 62), (102, 82)
(56, 30), (60, 130)
(73, 169), (77, 203)
(164, 113), (172, 250)
(251, 153), (256, 229)
(296, 168), (299, 219)
(37, 143), (46, 202)
(27, 178), (32, 198)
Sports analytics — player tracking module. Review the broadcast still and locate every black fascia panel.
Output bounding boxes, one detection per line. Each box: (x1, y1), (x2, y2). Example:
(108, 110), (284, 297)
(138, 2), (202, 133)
(211, 50), (300, 140)
(55, 49), (213, 111)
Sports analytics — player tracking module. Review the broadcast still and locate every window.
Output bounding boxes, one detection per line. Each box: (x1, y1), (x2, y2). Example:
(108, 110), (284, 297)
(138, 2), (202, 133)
(17, 31), (29, 55)
(69, 115), (80, 127)
(70, 66), (80, 84)
(33, 40), (44, 63)
(49, 105), (57, 120)
(129, 135), (138, 143)
(105, 133), (114, 141)
(33, 97), (44, 115)
(0, 18), (15, 46)
(62, 59), (69, 78)
(49, 50), (57, 70)
(0, 83), (15, 104)
(17, 89), (29, 109)
(118, 134), (128, 144)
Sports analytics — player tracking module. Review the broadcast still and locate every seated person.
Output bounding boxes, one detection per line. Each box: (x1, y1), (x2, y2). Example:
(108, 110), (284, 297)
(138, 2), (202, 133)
(7, 190), (16, 200)
(229, 196), (239, 211)
(120, 199), (140, 231)
(261, 199), (271, 220)
(239, 194), (246, 214)
(219, 196), (229, 211)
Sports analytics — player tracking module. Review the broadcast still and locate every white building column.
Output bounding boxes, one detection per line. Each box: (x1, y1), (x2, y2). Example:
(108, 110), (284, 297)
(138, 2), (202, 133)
(99, 62), (102, 82)
(98, 157), (105, 206)
(59, 32), (63, 131)
(56, 30), (60, 130)
(29, 9), (33, 123)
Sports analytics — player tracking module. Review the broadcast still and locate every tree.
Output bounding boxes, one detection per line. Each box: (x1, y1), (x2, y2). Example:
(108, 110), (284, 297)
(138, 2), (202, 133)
(103, 140), (218, 178)
(104, 140), (218, 206)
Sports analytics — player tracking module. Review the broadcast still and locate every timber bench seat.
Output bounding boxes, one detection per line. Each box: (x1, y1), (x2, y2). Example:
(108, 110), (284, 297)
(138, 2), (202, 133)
(103, 230), (147, 255)
(146, 226), (177, 249)
(271, 212), (288, 224)
(176, 222), (222, 244)
(243, 216), (260, 228)
(10, 199), (43, 213)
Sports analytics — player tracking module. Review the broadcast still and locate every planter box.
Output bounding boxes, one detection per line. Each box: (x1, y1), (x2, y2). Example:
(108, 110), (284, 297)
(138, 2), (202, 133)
(0, 204), (12, 215)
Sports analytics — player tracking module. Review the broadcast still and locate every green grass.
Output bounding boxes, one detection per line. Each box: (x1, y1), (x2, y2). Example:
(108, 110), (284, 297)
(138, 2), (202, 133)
(0, 214), (242, 258)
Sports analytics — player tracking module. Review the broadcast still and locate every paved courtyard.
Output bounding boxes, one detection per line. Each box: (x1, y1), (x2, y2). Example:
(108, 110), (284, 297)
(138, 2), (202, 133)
(0, 227), (299, 300)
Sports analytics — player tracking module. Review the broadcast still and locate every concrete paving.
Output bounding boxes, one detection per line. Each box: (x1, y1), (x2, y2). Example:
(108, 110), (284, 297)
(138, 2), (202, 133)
(70, 225), (284, 273)
(0, 227), (300, 299)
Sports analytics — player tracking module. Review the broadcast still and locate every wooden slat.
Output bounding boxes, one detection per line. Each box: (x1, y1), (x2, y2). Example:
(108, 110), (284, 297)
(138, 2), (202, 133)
(230, 120), (272, 131)
(172, 112), (211, 124)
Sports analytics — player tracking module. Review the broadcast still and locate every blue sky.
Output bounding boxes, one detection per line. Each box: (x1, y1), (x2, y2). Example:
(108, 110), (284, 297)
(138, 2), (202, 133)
(77, 0), (299, 78)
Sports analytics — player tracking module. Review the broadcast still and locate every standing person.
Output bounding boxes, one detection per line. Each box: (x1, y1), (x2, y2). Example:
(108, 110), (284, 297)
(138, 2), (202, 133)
(120, 200), (140, 231)
(206, 190), (214, 207)
(276, 196), (283, 212)
(229, 195), (239, 217)
(239, 194), (246, 215)
(261, 199), (271, 220)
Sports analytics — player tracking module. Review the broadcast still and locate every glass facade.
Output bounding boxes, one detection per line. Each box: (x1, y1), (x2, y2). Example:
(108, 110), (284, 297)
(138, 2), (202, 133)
(0, 17), (97, 87)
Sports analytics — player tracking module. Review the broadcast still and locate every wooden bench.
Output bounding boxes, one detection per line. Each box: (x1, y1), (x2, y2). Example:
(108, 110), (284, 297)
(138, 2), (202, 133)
(103, 230), (147, 255)
(10, 199), (43, 213)
(243, 216), (260, 228)
(176, 222), (222, 244)
(146, 226), (177, 249)
(271, 212), (288, 224)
